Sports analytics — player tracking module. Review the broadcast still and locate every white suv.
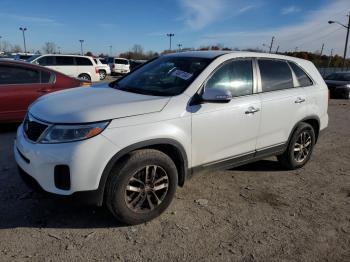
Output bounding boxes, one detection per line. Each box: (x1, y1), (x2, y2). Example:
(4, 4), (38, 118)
(28, 54), (100, 82)
(108, 57), (130, 75)
(15, 51), (328, 225)
(93, 58), (111, 80)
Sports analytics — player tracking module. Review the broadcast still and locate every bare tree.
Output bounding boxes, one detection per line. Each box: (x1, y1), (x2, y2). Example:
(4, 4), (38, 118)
(12, 45), (22, 53)
(1, 40), (12, 52)
(42, 42), (57, 54)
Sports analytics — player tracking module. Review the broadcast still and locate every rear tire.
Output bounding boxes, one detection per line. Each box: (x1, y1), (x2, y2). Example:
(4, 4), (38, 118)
(277, 123), (316, 170)
(78, 73), (91, 81)
(105, 149), (178, 225)
(99, 70), (107, 80)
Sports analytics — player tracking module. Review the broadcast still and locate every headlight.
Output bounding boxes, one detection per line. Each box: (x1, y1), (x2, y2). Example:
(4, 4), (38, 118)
(39, 121), (109, 144)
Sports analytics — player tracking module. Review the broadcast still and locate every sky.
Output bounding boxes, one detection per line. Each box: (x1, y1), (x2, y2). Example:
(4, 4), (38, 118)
(0, 0), (349, 56)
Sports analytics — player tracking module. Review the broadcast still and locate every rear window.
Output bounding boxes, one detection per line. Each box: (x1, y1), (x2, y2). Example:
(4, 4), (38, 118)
(76, 57), (93, 66)
(55, 56), (74, 66)
(289, 62), (313, 87)
(115, 59), (129, 65)
(258, 59), (294, 92)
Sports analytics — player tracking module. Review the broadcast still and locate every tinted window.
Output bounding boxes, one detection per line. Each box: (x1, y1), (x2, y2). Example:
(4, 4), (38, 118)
(55, 56), (74, 66)
(100, 59), (107, 64)
(37, 56), (55, 66)
(205, 59), (253, 97)
(0, 65), (40, 84)
(41, 71), (51, 83)
(289, 62), (313, 87)
(325, 73), (350, 81)
(114, 56), (210, 96)
(115, 59), (128, 65)
(258, 59), (293, 92)
(76, 57), (93, 65)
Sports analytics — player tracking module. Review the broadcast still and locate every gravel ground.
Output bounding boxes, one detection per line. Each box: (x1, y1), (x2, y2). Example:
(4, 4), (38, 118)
(0, 99), (349, 262)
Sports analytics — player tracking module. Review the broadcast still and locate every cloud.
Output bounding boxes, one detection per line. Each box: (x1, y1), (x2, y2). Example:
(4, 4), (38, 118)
(0, 13), (63, 25)
(199, 0), (349, 55)
(177, 0), (261, 30)
(281, 6), (301, 15)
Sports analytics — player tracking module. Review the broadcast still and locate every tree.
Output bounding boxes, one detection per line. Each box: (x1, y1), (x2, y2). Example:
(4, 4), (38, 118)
(0, 41), (12, 52)
(42, 42), (57, 54)
(85, 51), (93, 56)
(12, 45), (22, 53)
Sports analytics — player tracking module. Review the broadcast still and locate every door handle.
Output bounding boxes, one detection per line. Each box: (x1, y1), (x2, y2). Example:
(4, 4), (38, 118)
(295, 97), (306, 103)
(245, 106), (260, 114)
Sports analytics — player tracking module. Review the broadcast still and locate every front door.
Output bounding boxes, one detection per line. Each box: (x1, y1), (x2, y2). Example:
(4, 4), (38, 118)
(191, 59), (261, 167)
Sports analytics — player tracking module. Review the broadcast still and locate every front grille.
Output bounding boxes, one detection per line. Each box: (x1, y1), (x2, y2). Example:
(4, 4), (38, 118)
(23, 115), (48, 142)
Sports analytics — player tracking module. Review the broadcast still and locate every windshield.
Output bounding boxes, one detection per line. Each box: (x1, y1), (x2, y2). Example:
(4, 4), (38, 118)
(111, 56), (211, 96)
(326, 73), (350, 81)
(26, 55), (41, 62)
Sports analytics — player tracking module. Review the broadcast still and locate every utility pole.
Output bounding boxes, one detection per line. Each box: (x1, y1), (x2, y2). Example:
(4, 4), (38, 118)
(79, 40), (84, 55)
(275, 45), (280, 54)
(320, 43), (324, 56)
(177, 43), (182, 52)
(166, 33), (174, 51)
(328, 49), (334, 67)
(19, 27), (27, 53)
(57, 46), (61, 54)
(269, 36), (275, 53)
(328, 12), (350, 68)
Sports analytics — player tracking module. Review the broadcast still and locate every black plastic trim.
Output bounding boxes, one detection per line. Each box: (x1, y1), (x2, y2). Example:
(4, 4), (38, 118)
(16, 147), (30, 164)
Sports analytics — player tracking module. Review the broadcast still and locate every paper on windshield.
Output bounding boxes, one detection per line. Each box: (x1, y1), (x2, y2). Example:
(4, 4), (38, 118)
(171, 70), (193, 80)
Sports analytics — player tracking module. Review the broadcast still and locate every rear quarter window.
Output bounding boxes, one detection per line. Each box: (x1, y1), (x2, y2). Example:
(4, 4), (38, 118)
(55, 56), (75, 66)
(0, 65), (40, 84)
(76, 57), (93, 66)
(289, 62), (313, 87)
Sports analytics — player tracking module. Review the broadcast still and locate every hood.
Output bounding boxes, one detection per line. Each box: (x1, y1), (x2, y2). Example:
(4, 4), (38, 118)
(30, 85), (170, 123)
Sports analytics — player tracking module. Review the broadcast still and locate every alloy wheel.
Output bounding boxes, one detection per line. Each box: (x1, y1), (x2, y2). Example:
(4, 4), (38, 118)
(293, 131), (312, 163)
(125, 165), (169, 213)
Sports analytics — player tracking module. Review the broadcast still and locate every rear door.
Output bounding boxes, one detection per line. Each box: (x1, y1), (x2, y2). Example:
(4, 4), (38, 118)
(76, 57), (94, 77)
(54, 56), (77, 77)
(0, 65), (54, 121)
(256, 59), (307, 150)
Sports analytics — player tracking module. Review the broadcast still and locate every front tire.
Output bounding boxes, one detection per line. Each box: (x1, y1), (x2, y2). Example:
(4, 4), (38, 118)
(105, 149), (178, 225)
(278, 123), (316, 170)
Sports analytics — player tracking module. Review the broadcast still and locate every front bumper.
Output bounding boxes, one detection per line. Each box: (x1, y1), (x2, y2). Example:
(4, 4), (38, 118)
(14, 124), (119, 198)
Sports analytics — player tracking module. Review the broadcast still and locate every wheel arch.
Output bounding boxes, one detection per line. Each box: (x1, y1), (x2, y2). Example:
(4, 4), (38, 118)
(95, 139), (189, 206)
(288, 116), (320, 144)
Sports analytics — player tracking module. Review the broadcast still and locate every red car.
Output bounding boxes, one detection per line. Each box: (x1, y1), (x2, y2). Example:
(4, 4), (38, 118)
(0, 60), (90, 122)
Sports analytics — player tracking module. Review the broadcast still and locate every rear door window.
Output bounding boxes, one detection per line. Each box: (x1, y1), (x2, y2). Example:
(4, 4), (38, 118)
(55, 56), (75, 66)
(258, 59), (294, 92)
(0, 65), (40, 84)
(289, 62), (313, 87)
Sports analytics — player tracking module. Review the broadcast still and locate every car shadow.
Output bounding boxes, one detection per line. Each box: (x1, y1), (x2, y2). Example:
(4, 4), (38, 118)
(230, 159), (285, 172)
(0, 123), (20, 133)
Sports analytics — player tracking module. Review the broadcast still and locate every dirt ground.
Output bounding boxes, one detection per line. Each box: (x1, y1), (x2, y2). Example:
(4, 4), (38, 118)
(0, 99), (349, 262)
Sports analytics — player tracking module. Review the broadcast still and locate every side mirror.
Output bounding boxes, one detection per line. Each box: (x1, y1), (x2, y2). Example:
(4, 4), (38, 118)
(201, 88), (232, 103)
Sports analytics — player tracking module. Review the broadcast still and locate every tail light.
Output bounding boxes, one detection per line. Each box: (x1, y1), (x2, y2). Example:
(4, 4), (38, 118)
(111, 64), (115, 69)
(95, 67), (99, 74)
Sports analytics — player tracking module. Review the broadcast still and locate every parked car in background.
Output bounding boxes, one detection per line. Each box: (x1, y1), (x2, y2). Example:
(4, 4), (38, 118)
(13, 53), (36, 60)
(129, 59), (147, 71)
(15, 51), (328, 225)
(93, 58), (111, 80)
(0, 60), (90, 122)
(324, 72), (350, 99)
(108, 57), (130, 75)
(28, 54), (100, 82)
